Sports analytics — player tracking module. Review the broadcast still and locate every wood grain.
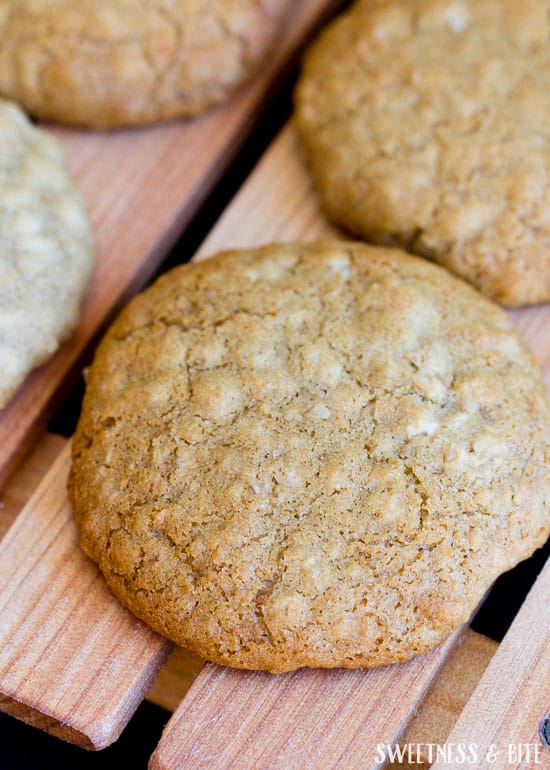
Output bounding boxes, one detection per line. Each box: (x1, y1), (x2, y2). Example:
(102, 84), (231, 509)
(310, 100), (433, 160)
(0, 433), (66, 542)
(150, 631), (461, 770)
(0, 0), (345, 487)
(145, 630), (496, 747)
(431, 558), (550, 770)
(195, 125), (336, 260)
(0, 444), (171, 749)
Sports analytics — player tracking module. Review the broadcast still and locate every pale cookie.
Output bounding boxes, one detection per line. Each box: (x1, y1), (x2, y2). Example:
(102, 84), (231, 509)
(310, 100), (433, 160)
(0, 0), (293, 128)
(295, 0), (550, 306)
(69, 242), (550, 672)
(0, 99), (93, 409)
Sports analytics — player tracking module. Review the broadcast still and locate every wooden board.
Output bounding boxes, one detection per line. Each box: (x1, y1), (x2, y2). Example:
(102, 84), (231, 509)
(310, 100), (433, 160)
(431, 559), (550, 770)
(150, 122), (550, 769)
(0, 0), (345, 488)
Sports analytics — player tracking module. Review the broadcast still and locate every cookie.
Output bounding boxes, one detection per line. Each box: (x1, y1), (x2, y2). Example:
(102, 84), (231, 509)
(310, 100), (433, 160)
(0, 0), (293, 128)
(0, 99), (93, 409)
(295, 0), (550, 306)
(69, 242), (550, 672)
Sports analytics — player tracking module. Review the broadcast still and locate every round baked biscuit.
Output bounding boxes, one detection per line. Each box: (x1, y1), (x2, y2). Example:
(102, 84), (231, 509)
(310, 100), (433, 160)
(295, 0), (550, 306)
(0, 99), (93, 409)
(0, 0), (293, 128)
(69, 242), (550, 672)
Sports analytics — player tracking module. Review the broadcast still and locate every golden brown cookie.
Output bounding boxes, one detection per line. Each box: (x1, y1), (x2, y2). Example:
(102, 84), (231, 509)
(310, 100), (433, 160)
(69, 242), (550, 672)
(0, 98), (93, 409)
(0, 0), (292, 128)
(295, 0), (550, 306)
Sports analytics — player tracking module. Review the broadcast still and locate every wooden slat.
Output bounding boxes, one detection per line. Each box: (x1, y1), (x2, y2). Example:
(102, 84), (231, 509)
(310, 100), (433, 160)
(146, 634), (501, 769)
(387, 631), (498, 769)
(431, 559), (550, 770)
(508, 306), (550, 395)
(151, 122), (550, 769)
(0, 444), (171, 749)
(146, 632), (498, 769)
(0, 0), (345, 487)
(150, 632), (461, 770)
(144, 630), (496, 744)
(0, 433), (66, 542)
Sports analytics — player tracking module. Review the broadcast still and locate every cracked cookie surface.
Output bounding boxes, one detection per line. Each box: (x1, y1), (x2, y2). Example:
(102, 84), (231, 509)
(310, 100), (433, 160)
(0, 0), (293, 128)
(0, 98), (93, 409)
(295, 0), (550, 306)
(69, 242), (550, 672)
